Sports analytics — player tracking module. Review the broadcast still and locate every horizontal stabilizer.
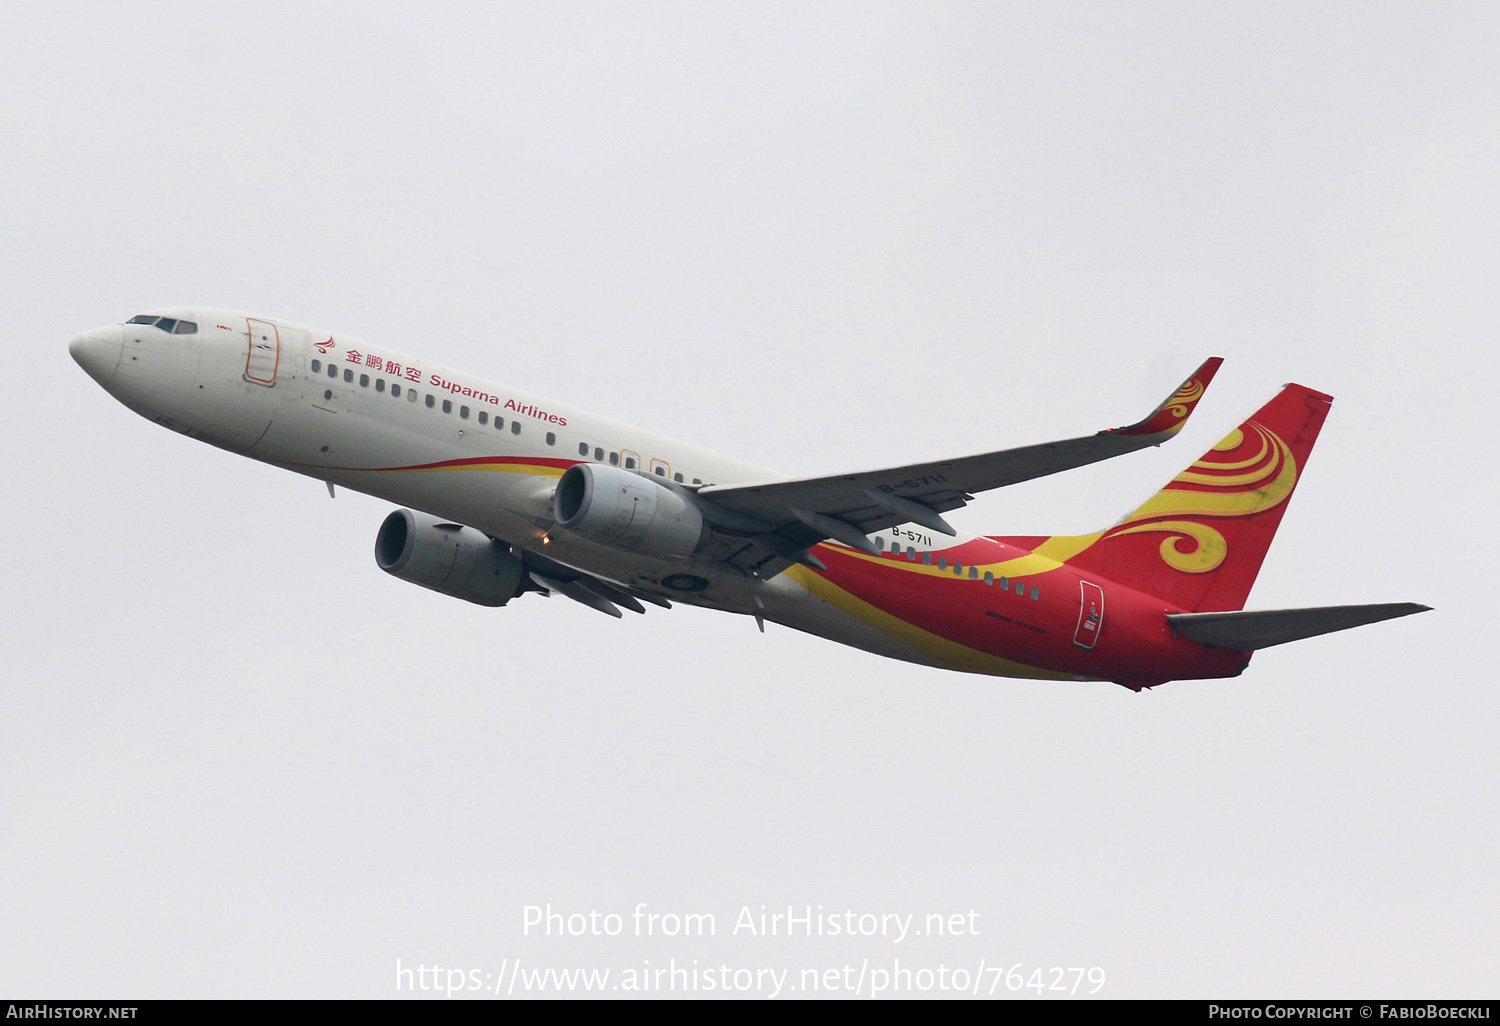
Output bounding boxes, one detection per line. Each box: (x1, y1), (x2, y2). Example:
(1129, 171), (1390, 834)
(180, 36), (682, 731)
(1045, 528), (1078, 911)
(1167, 603), (1431, 650)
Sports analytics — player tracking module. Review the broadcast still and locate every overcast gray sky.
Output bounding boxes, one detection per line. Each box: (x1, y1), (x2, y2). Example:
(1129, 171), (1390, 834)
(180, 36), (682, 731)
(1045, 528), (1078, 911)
(2, 1), (1495, 998)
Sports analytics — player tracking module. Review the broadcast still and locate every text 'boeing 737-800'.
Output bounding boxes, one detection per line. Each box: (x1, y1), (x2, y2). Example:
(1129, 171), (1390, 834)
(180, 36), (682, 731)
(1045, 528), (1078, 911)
(69, 309), (1429, 689)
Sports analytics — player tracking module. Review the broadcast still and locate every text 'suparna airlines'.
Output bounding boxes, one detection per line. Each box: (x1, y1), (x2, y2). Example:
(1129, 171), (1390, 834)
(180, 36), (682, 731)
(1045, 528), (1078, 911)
(69, 309), (1428, 688)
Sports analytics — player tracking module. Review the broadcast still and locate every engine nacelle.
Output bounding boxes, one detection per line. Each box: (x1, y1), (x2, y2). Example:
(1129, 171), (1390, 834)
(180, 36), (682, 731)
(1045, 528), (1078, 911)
(552, 463), (707, 559)
(374, 508), (526, 606)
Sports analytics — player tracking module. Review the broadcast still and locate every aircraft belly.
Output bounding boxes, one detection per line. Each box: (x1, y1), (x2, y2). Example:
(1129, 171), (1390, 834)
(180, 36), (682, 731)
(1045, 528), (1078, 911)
(327, 461), (558, 546)
(767, 594), (951, 671)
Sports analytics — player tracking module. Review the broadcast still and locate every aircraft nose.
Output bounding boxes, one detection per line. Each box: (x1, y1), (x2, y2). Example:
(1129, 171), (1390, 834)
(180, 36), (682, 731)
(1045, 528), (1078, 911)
(69, 326), (124, 386)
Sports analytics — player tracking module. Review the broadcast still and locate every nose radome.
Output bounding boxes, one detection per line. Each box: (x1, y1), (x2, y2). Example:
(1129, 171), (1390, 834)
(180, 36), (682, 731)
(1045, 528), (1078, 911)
(69, 326), (124, 386)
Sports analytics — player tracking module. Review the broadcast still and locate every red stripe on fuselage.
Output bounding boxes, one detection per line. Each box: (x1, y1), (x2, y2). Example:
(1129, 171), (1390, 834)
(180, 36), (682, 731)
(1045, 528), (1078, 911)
(285, 455), (581, 474)
(810, 542), (1248, 684)
(369, 455), (579, 473)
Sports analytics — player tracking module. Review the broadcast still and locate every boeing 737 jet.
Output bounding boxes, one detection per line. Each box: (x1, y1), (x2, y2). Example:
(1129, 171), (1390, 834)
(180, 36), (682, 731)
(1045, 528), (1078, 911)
(69, 308), (1428, 689)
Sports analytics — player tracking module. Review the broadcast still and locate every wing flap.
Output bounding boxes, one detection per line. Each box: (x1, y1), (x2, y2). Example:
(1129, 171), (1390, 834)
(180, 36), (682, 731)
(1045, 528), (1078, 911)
(513, 545), (664, 615)
(1167, 603), (1431, 650)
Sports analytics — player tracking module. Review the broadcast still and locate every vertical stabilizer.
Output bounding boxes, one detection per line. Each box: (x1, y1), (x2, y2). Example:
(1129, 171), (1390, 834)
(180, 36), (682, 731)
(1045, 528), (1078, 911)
(1059, 384), (1334, 612)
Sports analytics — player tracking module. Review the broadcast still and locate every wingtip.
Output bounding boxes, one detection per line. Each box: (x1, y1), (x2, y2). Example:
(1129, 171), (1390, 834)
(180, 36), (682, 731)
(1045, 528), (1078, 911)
(1112, 356), (1224, 438)
(1189, 356), (1225, 391)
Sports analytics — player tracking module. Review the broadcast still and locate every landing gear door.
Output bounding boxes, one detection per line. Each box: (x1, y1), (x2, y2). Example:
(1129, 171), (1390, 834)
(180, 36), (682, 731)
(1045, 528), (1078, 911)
(245, 318), (280, 386)
(1073, 581), (1105, 650)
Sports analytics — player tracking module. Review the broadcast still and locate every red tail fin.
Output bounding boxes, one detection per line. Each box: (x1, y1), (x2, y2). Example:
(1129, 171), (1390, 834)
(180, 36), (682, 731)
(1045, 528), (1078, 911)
(1061, 384), (1334, 612)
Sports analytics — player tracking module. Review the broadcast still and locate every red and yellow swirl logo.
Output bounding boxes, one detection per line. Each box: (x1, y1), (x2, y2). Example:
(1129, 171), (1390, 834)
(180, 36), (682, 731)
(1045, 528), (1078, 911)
(1119, 371), (1217, 438)
(1101, 421), (1298, 573)
(1163, 377), (1206, 420)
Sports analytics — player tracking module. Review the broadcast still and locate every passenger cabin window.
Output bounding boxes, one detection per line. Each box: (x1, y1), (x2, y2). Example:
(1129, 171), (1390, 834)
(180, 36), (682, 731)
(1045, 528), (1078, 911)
(479, 411), (488, 425)
(460, 405), (469, 419)
(425, 394), (435, 408)
(442, 400), (453, 414)
(511, 421), (520, 435)
(494, 417), (503, 429)
(546, 432), (556, 446)
(359, 373), (369, 387)
(376, 378), (385, 392)
(311, 359), (321, 373)
(328, 364), (337, 378)
(609, 452), (619, 466)
(407, 389), (417, 403)
(392, 384), (401, 397)
(674, 473), (683, 482)
(655, 466), (665, 476)
(594, 447), (604, 461)
(344, 369), (354, 383)
(578, 442), (589, 456)
(625, 457), (636, 470)
(1030, 586), (1040, 600)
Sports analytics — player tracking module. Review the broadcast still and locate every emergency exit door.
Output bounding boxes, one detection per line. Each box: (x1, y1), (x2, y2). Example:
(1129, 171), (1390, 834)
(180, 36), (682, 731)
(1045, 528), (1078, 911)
(1073, 581), (1105, 650)
(245, 318), (280, 385)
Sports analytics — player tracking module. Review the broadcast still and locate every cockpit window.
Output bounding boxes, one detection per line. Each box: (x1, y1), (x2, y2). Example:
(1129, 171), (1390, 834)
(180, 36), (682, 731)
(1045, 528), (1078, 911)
(125, 314), (196, 334)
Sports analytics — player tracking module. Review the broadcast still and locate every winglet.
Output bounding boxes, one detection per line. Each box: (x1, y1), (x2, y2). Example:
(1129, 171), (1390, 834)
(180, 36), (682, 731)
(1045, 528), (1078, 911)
(1109, 357), (1224, 441)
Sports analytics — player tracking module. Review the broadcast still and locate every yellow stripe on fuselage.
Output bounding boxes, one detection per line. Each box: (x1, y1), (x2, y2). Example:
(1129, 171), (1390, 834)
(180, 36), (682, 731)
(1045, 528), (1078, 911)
(787, 565), (1079, 680)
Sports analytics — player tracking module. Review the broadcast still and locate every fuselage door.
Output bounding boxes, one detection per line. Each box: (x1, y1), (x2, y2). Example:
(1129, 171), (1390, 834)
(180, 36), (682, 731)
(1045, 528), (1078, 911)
(1073, 580), (1105, 650)
(245, 318), (280, 386)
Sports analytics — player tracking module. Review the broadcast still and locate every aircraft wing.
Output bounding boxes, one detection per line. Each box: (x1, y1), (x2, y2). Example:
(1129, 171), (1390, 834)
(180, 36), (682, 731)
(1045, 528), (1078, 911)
(695, 358), (1222, 570)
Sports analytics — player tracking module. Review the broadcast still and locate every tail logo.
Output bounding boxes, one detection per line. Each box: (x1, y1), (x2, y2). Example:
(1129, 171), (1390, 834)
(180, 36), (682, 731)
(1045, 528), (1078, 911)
(1117, 361), (1221, 438)
(1100, 421), (1298, 574)
(1164, 377), (1207, 419)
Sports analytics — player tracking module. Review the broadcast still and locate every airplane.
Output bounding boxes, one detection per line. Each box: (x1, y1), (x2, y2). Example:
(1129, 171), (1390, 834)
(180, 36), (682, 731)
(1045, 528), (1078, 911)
(68, 307), (1429, 690)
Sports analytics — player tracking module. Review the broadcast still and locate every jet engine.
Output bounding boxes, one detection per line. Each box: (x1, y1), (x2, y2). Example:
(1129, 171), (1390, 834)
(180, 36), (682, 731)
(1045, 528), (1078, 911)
(552, 463), (708, 559)
(374, 508), (526, 606)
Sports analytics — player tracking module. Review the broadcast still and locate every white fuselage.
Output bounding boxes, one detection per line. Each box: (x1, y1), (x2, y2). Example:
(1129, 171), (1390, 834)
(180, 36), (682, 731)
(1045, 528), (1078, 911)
(69, 307), (956, 670)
